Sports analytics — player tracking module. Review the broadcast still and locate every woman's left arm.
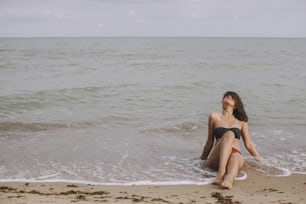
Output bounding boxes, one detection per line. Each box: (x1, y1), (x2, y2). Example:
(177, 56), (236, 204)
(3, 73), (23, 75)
(241, 122), (260, 159)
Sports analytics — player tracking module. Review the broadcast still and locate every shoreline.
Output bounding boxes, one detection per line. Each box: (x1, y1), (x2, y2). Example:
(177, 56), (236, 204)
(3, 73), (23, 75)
(0, 170), (305, 204)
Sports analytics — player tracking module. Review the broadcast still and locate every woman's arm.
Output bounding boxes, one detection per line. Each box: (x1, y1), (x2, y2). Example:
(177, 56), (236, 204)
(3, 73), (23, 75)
(200, 114), (215, 160)
(241, 122), (260, 159)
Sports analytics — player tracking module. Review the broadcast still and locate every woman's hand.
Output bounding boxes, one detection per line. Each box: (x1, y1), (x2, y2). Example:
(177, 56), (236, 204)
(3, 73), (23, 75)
(254, 156), (262, 161)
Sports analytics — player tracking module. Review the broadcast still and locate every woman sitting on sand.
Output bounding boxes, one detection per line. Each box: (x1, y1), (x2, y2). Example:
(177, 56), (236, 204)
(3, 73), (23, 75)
(200, 91), (260, 189)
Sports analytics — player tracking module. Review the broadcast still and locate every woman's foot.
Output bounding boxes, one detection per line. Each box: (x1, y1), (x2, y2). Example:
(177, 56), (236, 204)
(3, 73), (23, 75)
(213, 171), (225, 185)
(220, 175), (234, 189)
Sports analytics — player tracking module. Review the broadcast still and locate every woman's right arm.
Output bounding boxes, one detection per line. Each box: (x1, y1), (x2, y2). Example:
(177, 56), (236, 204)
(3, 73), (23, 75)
(200, 114), (215, 160)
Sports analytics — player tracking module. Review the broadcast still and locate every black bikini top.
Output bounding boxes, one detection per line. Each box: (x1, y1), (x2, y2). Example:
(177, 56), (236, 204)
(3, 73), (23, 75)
(214, 127), (241, 140)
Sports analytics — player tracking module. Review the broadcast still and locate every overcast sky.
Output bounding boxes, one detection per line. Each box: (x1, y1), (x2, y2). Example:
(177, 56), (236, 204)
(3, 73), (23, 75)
(1, 0), (306, 37)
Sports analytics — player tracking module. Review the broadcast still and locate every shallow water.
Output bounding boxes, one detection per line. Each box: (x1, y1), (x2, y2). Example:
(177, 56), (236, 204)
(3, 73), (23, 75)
(0, 37), (305, 184)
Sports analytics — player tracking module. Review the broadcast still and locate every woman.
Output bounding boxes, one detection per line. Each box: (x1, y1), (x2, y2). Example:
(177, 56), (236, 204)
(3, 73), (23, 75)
(200, 91), (260, 189)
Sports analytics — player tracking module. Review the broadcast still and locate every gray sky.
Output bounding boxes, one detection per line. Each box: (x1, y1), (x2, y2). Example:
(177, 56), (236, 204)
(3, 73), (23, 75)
(1, 0), (306, 37)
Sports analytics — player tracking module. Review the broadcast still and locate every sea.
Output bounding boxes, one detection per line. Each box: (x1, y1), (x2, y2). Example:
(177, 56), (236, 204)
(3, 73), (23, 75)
(0, 37), (305, 185)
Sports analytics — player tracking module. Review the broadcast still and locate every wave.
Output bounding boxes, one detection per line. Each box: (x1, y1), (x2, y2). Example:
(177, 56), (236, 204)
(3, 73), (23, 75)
(244, 158), (292, 177)
(142, 121), (204, 134)
(0, 48), (16, 53)
(0, 122), (74, 132)
(171, 122), (203, 132)
(0, 85), (136, 113)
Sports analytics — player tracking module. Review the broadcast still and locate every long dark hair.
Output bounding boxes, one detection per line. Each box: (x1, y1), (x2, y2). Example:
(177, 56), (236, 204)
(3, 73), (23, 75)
(223, 91), (248, 122)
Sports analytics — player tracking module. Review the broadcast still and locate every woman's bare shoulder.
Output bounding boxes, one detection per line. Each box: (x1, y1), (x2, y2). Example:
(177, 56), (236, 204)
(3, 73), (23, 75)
(210, 112), (221, 117)
(240, 121), (249, 130)
(242, 121), (249, 126)
(209, 112), (221, 120)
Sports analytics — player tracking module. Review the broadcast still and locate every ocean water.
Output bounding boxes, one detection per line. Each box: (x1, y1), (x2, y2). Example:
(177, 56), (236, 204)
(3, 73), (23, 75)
(0, 37), (305, 184)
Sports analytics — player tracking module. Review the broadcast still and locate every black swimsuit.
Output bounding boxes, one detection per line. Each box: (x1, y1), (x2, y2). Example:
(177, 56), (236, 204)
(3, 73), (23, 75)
(214, 127), (241, 140)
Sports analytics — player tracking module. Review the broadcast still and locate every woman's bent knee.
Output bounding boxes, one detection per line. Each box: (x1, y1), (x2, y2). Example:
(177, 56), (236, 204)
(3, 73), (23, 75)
(221, 131), (235, 141)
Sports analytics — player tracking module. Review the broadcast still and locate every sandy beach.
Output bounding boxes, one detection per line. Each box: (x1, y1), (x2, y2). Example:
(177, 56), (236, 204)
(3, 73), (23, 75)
(0, 170), (305, 204)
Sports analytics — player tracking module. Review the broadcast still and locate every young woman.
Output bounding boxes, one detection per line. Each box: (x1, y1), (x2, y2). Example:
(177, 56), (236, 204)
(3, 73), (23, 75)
(200, 91), (260, 189)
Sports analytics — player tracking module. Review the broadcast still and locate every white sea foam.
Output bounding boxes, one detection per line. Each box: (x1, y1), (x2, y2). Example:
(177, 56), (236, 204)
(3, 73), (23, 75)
(245, 157), (293, 177)
(0, 178), (214, 186)
(29, 173), (60, 180)
(235, 171), (247, 180)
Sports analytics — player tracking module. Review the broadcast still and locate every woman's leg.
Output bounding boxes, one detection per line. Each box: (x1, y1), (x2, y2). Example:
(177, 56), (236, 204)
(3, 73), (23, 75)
(221, 153), (244, 189)
(213, 131), (235, 184)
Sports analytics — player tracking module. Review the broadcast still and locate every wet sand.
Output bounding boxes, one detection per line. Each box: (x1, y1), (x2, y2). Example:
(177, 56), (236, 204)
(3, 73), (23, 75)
(0, 170), (305, 204)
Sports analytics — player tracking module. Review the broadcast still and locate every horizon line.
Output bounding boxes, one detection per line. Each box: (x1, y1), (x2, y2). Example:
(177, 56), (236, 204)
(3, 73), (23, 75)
(1, 35), (306, 39)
